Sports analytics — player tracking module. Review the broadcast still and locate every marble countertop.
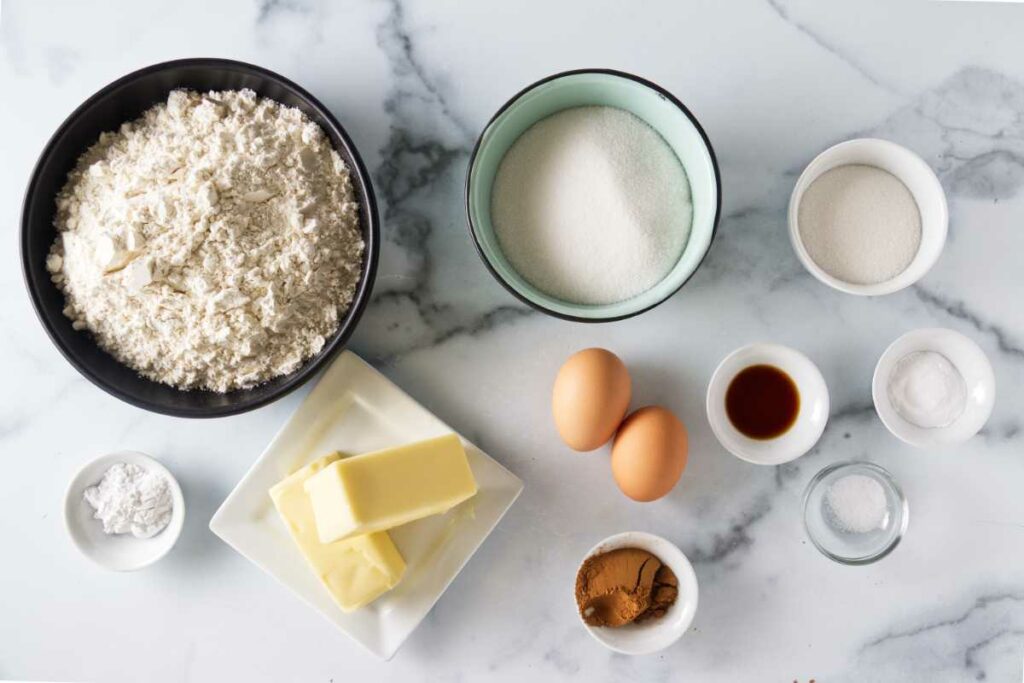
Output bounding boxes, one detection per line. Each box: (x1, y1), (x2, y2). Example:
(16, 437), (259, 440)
(3, 0), (1024, 680)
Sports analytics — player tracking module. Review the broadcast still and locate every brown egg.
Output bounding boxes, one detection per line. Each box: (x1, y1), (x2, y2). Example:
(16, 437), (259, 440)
(552, 348), (632, 451)
(611, 406), (688, 502)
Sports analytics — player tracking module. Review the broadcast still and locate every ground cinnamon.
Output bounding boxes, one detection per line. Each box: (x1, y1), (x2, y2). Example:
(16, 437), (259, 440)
(574, 547), (678, 627)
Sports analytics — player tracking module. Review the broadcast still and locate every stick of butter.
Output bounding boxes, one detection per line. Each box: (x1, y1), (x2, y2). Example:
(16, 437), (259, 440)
(304, 434), (478, 543)
(270, 454), (406, 613)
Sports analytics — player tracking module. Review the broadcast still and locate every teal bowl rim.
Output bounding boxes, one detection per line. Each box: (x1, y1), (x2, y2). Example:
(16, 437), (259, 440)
(465, 68), (722, 323)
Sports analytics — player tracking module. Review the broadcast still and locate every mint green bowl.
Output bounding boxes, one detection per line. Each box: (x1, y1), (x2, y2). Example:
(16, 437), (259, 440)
(466, 69), (721, 322)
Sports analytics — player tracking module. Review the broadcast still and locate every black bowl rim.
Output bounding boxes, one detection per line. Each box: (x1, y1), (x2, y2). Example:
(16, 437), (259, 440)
(20, 57), (380, 418)
(464, 67), (722, 324)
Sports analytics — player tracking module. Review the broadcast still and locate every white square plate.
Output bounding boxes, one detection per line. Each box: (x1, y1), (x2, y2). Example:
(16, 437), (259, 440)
(209, 351), (523, 660)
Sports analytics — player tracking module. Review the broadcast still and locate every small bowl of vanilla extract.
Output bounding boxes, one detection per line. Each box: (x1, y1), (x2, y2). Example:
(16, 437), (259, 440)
(706, 343), (830, 465)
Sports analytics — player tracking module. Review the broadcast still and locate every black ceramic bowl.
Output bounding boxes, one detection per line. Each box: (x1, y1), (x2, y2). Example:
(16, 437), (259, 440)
(21, 58), (379, 418)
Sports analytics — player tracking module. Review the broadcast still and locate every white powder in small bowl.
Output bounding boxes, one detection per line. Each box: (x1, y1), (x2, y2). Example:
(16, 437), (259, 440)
(887, 350), (967, 428)
(797, 164), (921, 285)
(83, 462), (173, 539)
(491, 106), (692, 305)
(825, 473), (888, 534)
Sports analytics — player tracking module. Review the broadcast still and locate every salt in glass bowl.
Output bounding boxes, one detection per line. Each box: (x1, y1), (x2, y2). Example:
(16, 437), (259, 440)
(803, 461), (908, 565)
(788, 138), (947, 296)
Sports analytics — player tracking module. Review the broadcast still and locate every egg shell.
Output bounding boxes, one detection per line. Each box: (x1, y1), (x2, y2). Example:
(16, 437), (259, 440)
(552, 348), (632, 451)
(611, 406), (688, 502)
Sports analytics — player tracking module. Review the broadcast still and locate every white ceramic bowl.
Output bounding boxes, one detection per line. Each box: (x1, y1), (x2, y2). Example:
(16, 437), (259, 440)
(707, 343), (830, 465)
(872, 328), (995, 448)
(788, 138), (948, 296)
(575, 532), (698, 656)
(64, 451), (185, 571)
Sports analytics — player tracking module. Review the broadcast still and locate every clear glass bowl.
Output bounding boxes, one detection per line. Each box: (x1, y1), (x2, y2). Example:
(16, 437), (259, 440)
(802, 461), (908, 565)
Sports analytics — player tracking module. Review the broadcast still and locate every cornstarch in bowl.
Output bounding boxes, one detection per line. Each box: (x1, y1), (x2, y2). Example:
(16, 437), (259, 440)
(84, 462), (173, 539)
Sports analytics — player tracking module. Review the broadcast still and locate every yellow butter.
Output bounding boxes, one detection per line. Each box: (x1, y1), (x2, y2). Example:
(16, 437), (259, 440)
(269, 454), (406, 612)
(304, 434), (478, 543)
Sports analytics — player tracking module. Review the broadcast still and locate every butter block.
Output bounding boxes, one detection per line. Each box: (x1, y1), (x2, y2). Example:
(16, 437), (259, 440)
(270, 454), (406, 612)
(304, 434), (478, 543)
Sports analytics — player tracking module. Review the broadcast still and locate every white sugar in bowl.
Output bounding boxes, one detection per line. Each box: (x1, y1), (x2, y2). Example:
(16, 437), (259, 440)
(788, 138), (947, 296)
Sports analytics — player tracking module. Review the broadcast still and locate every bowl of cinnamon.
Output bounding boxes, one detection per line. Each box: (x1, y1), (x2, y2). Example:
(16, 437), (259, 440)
(574, 531), (699, 655)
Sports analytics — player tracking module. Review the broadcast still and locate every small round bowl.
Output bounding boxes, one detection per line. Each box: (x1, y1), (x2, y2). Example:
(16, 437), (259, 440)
(21, 58), (379, 417)
(803, 461), (908, 565)
(788, 138), (947, 296)
(575, 531), (698, 656)
(872, 328), (995, 448)
(466, 68), (721, 322)
(707, 343), (829, 465)
(64, 451), (185, 571)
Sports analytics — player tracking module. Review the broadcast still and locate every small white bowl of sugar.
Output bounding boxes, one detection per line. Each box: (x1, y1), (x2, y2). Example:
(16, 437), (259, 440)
(788, 138), (947, 296)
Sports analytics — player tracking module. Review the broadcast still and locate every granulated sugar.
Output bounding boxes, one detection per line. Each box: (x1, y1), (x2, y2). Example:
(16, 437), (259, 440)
(491, 106), (692, 305)
(797, 164), (921, 285)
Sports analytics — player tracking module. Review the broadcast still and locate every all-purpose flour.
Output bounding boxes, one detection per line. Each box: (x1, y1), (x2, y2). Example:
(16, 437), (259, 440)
(48, 89), (363, 392)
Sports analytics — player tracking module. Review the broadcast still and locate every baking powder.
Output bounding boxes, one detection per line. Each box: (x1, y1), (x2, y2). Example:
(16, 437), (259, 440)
(83, 462), (173, 538)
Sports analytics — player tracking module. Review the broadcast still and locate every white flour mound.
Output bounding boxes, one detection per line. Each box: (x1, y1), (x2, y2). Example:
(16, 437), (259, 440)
(47, 89), (364, 392)
(83, 462), (173, 539)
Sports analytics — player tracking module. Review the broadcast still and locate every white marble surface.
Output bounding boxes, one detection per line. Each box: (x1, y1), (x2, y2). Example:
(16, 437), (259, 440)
(2, 0), (1024, 680)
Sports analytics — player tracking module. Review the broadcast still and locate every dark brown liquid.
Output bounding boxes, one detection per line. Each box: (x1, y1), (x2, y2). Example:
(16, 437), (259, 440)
(725, 364), (800, 439)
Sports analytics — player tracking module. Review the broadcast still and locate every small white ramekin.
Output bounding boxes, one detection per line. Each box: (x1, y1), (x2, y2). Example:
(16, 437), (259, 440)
(788, 138), (948, 296)
(64, 451), (185, 571)
(707, 343), (829, 465)
(872, 328), (995, 448)
(575, 531), (699, 656)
